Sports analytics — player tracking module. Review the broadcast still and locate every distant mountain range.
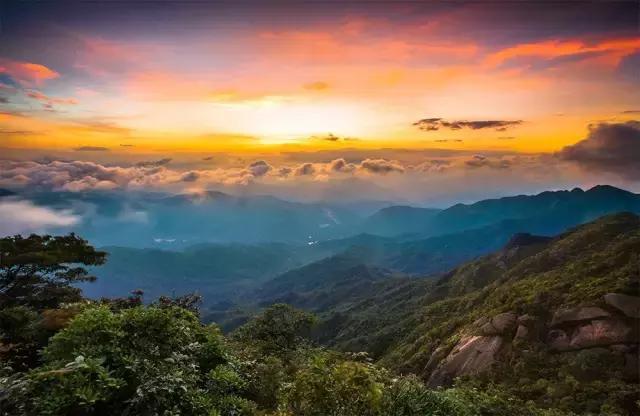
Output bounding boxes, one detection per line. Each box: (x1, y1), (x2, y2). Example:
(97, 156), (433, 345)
(4, 184), (640, 308)
(363, 185), (640, 238)
(5, 184), (640, 248)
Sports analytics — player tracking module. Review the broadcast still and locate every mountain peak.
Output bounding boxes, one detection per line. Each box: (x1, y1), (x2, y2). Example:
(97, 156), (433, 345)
(503, 233), (552, 251)
(586, 184), (633, 195)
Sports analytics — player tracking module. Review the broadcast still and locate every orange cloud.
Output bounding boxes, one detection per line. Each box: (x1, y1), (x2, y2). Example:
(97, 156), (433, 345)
(0, 59), (59, 86)
(258, 28), (478, 65)
(26, 90), (78, 105)
(484, 37), (640, 68)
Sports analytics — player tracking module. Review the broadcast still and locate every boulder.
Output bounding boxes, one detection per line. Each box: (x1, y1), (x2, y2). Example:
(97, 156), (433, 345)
(424, 345), (451, 374)
(548, 329), (570, 351)
(478, 312), (517, 335)
(517, 314), (537, 326)
(550, 306), (611, 327)
(568, 319), (634, 350)
(604, 293), (640, 318)
(514, 325), (529, 341)
(427, 335), (504, 386)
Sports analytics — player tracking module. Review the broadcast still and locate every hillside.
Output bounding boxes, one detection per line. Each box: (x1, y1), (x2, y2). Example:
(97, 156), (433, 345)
(83, 185), (640, 311)
(315, 212), (640, 414)
(85, 242), (332, 303)
(369, 185), (640, 238)
(257, 255), (406, 311)
(360, 206), (441, 237)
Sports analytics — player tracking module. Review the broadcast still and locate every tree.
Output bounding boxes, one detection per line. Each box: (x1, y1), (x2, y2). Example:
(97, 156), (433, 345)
(0, 234), (106, 309)
(1, 305), (255, 415)
(232, 304), (316, 360)
(278, 353), (387, 416)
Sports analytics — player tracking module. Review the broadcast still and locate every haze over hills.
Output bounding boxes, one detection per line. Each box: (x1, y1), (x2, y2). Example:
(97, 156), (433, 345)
(4, 184), (639, 249)
(10, 189), (366, 247)
(67, 184), (640, 314)
(368, 185), (640, 238)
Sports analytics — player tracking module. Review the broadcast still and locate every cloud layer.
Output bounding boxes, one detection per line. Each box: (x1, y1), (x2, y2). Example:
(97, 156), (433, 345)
(0, 199), (79, 236)
(413, 118), (523, 131)
(558, 121), (640, 179)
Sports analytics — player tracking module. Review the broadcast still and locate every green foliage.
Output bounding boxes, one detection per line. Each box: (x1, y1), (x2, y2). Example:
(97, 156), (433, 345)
(380, 375), (466, 416)
(311, 213), (640, 415)
(1, 305), (252, 415)
(2, 218), (637, 416)
(0, 233), (106, 309)
(278, 353), (387, 416)
(233, 304), (316, 361)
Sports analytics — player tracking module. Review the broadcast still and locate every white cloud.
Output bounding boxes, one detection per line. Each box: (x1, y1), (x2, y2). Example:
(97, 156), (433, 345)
(0, 199), (79, 236)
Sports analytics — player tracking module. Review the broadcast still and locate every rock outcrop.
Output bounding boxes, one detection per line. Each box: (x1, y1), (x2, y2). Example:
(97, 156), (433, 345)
(478, 312), (517, 336)
(426, 293), (640, 386)
(604, 293), (640, 318)
(428, 335), (505, 386)
(550, 306), (611, 327)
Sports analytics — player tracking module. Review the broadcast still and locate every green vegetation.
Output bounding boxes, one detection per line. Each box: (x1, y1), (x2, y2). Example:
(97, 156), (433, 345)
(0, 301), (574, 416)
(315, 213), (640, 415)
(1, 213), (638, 414)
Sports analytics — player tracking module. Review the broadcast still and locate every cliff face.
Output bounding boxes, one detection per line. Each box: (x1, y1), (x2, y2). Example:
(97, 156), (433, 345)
(426, 294), (639, 386)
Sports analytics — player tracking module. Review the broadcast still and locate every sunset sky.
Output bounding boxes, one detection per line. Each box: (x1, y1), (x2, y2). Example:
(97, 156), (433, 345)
(1, 1), (639, 204)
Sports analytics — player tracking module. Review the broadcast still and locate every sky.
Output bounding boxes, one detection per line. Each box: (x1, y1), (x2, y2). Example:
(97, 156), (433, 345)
(0, 1), (639, 204)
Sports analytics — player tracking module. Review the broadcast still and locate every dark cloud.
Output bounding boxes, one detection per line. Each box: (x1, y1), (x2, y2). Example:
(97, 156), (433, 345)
(120, 144), (135, 147)
(414, 118), (523, 131)
(0, 97), (9, 104)
(359, 159), (405, 174)
(278, 167), (292, 177)
(136, 158), (172, 167)
(294, 163), (316, 176)
(180, 171), (200, 182)
(465, 155), (512, 169)
(247, 160), (272, 177)
(558, 121), (640, 179)
(202, 156), (214, 161)
(329, 158), (356, 173)
(308, 133), (356, 142)
(73, 146), (109, 151)
(621, 110), (640, 114)
(434, 139), (463, 143)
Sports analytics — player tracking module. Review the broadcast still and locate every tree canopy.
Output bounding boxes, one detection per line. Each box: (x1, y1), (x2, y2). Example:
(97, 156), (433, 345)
(0, 234), (106, 309)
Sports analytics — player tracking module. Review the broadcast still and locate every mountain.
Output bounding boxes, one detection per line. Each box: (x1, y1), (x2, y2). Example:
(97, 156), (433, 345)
(312, 213), (640, 412)
(326, 185), (640, 275)
(360, 206), (441, 237)
(364, 185), (640, 238)
(85, 242), (333, 303)
(89, 185), (640, 310)
(16, 185), (640, 250)
(23, 190), (365, 247)
(256, 254), (405, 311)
